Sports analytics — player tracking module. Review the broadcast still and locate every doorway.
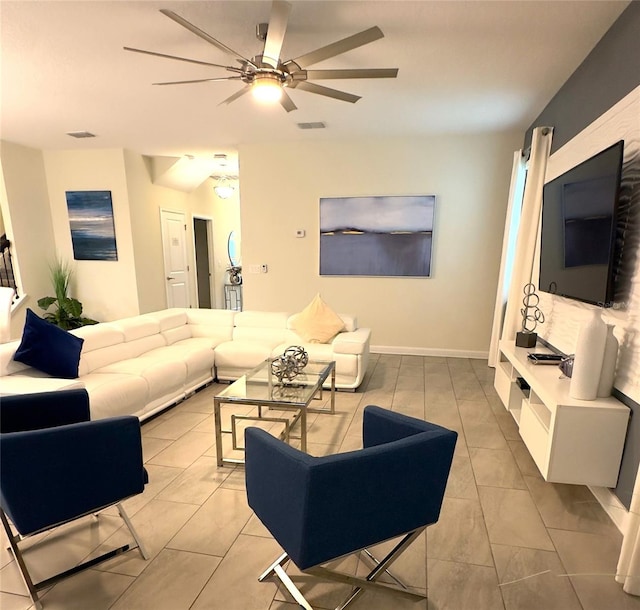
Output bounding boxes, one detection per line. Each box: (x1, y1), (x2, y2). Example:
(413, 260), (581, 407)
(160, 209), (190, 308)
(193, 216), (215, 308)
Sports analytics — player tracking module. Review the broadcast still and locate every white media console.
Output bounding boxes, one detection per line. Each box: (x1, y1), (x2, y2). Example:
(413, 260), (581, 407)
(494, 340), (630, 487)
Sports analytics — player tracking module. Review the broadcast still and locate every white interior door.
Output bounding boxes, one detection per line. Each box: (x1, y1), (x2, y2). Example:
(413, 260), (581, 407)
(160, 209), (190, 308)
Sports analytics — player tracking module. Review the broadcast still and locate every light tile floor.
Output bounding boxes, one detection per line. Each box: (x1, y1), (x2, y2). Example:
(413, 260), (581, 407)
(2, 354), (639, 610)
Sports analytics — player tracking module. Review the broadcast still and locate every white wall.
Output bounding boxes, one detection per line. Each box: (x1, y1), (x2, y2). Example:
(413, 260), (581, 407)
(239, 133), (521, 355)
(188, 178), (242, 309)
(43, 149), (140, 321)
(0, 140), (58, 338)
(123, 150), (189, 314)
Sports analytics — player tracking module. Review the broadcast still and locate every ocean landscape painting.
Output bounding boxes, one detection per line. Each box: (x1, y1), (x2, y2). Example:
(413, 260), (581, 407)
(66, 191), (118, 261)
(320, 195), (435, 277)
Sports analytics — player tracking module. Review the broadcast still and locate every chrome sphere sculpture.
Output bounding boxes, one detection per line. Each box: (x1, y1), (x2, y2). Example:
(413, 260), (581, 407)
(271, 345), (309, 383)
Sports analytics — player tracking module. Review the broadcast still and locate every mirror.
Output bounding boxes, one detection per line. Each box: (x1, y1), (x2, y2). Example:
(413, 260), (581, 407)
(227, 231), (240, 267)
(227, 231), (242, 285)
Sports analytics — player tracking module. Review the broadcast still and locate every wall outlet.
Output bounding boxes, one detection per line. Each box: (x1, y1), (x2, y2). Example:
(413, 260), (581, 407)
(296, 229), (306, 238)
(261, 264), (268, 273)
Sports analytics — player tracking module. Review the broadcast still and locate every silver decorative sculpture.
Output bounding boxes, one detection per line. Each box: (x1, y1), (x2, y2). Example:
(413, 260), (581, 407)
(516, 283), (545, 348)
(271, 346), (309, 384)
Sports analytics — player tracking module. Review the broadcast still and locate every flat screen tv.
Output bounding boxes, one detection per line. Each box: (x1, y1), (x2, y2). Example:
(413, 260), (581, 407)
(538, 140), (624, 307)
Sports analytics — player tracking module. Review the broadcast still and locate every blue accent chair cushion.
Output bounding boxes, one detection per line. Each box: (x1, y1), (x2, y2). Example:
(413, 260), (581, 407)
(13, 308), (84, 379)
(245, 405), (457, 571)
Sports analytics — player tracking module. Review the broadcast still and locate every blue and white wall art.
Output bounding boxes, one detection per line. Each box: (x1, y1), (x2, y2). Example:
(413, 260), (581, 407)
(320, 195), (435, 277)
(65, 190), (118, 261)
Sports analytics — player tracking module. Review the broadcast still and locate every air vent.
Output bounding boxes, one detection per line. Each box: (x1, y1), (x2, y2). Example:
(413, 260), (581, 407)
(297, 122), (326, 130)
(66, 131), (97, 139)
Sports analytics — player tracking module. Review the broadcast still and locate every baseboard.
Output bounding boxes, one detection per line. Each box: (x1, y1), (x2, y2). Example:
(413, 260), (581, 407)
(589, 485), (628, 535)
(371, 345), (489, 359)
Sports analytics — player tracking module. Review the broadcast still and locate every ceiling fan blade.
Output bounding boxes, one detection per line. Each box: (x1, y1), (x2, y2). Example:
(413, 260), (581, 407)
(294, 81), (361, 103)
(262, 1), (292, 68)
(153, 77), (243, 86)
(218, 86), (251, 106)
(303, 68), (398, 80)
(291, 26), (384, 69)
(160, 9), (254, 67)
(280, 89), (297, 112)
(124, 47), (239, 71)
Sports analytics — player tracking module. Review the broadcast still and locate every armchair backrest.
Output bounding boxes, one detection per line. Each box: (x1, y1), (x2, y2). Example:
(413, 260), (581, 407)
(245, 405), (457, 570)
(0, 388), (90, 433)
(1, 415), (146, 536)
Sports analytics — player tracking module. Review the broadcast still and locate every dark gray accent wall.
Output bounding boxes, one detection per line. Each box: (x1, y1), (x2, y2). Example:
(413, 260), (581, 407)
(524, 1), (640, 509)
(524, 1), (640, 154)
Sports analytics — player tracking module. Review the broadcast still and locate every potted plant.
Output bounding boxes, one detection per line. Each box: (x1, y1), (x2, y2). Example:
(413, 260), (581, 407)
(37, 258), (98, 329)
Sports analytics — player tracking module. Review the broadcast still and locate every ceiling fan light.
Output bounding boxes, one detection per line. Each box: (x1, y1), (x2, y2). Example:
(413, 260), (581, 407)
(214, 183), (235, 199)
(212, 175), (236, 199)
(251, 74), (283, 103)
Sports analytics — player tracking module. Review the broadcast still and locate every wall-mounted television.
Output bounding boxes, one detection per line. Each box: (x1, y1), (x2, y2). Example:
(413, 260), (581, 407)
(538, 140), (624, 306)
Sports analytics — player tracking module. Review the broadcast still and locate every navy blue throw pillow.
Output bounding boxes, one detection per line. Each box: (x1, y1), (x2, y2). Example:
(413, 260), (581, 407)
(13, 309), (84, 379)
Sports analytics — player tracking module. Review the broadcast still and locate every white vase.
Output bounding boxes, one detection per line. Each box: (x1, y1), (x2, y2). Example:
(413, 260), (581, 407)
(570, 309), (607, 400)
(597, 324), (618, 397)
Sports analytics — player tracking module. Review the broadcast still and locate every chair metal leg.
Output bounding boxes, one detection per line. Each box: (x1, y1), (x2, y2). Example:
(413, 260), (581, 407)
(1, 503), (148, 608)
(258, 551), (290, 582)
(116, 503), (148, 560)
(1, 509), (42, 610)
(258, 528), (427, 610)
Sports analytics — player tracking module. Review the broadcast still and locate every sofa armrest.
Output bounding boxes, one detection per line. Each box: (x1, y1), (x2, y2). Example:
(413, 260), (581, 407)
(331, 328), (371, 355)
(0, 389), (91, 433)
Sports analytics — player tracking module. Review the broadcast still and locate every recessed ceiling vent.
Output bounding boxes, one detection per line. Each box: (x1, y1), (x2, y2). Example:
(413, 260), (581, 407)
(297, 122), (326, 130)
(66, 131), (97, 139)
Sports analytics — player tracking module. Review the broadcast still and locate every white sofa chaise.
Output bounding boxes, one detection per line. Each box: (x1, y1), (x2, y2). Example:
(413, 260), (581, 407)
(0, 308), (370, 421)
(214, 310), (369, 390)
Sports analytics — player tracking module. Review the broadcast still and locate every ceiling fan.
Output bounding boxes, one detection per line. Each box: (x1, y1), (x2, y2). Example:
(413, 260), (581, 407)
(124, 0), (398, 112)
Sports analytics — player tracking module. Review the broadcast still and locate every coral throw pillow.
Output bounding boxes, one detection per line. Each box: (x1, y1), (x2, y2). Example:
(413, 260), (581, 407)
(13, 308), (84, 379)
(291, 295), (345, 344)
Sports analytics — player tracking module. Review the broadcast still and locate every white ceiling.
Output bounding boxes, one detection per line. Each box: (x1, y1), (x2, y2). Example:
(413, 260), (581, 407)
(0, 0), (630, 171)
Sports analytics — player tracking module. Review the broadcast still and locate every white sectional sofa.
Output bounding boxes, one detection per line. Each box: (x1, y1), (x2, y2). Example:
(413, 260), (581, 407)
(0, 308), (371, 421)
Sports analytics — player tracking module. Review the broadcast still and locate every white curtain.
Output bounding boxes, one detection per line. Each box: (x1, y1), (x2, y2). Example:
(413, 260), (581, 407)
(488, 151), (527, 367)
(617, 469), (640, 595)
(501, 126), (554, 343)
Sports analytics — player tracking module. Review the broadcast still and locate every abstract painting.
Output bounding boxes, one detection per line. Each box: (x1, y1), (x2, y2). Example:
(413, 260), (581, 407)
(66, 191), (118, 261)
(320, 195), (435, 277)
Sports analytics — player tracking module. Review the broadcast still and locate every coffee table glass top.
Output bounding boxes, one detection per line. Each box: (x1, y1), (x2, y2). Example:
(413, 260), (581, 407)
(215, 359), (334, 407)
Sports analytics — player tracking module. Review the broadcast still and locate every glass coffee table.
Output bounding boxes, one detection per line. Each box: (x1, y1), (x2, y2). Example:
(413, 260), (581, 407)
(213, 359), (335, 467)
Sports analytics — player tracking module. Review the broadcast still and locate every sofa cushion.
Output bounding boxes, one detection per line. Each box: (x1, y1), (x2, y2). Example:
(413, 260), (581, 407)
(145, 308), (188, 331)
(215, 340), (273, 370)
(71, 323), (125, 352)
(13, 309), (84, 379)
(232, 311), (289, 347)
(78, 372), (149, 420)
(290, 295), (345, 344)
(187, 308), (236, 344)
(96, 356), (186, 401)
(110, 316), (161, 341)
(0, 341), (29, 377)
(145, 340), (215, 382)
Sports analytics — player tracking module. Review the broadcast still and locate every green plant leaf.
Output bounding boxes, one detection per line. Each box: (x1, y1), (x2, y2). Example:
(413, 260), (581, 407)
(60, 297), (83, 318)
(37, 296), (57, 311)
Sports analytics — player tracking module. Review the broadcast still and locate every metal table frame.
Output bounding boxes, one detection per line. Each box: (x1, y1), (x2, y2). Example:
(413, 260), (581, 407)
(214, 360), (336, 467)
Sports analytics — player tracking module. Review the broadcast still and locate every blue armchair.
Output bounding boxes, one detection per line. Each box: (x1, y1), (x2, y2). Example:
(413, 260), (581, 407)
(0, 389), (148, 609)
(245, 404), (457, 610)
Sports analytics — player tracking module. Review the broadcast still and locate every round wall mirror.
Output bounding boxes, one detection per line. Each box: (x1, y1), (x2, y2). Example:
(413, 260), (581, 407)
(227, 231), (242, 285)
(227, 231), (240, 267)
